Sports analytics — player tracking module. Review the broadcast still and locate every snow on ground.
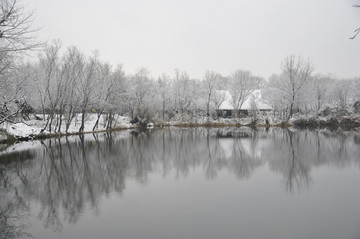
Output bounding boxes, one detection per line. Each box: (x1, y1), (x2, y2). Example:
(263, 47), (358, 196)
(62, 114), (132, 133)
(1, 114), (133, 139)
(3, 122), (42, 138)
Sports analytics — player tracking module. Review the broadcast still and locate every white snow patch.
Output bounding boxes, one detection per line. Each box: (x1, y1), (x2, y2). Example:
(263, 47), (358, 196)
(4, 122), (41, 138)
(1, 114), (132, 138)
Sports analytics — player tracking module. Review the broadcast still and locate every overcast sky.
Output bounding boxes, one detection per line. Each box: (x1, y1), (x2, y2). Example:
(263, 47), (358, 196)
(25, 0), (360, 79)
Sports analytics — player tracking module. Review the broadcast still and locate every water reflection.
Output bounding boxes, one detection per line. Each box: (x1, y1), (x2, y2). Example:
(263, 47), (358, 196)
(0, 128), (360, 237)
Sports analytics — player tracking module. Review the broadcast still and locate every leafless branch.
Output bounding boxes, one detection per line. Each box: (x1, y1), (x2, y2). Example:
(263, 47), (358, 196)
(350, 27), (360, 39)
(350, 3), (360, 39)
(0, 0), (42, 55)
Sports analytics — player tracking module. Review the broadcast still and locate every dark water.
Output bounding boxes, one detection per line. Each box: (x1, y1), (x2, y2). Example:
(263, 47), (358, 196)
(1, 128), (360, 239)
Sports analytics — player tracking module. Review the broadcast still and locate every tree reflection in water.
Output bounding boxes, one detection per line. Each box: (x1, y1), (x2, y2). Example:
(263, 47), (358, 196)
(0, 152), (34, 239)
(0, 128), (360, 236)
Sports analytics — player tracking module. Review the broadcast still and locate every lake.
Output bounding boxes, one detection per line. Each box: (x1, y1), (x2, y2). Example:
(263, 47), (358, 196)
(1, 127), (360, 239)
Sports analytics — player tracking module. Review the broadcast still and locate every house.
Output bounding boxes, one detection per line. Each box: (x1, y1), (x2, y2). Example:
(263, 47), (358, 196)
(217, 90), (272, 118)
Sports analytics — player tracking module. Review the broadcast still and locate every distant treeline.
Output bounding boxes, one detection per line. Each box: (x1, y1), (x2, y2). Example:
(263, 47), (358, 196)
(1, 41), (360, 132)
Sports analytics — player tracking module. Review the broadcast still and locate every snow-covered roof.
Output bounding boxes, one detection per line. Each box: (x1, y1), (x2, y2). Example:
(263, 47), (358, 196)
(218, 90), (272, 110)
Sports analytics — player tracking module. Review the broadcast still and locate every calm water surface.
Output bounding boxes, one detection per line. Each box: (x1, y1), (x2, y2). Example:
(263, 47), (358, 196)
(1, 128), (360, 239)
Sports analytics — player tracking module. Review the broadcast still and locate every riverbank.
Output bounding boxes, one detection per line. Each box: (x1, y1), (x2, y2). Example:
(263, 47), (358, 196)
(0, 114), (134, 144)
(2, 113), (360, 144)
(0, 120), (284, 144)
(153, 114), (360, 131)
(291, 116), (360, 130)
(152, 113), (290, 128)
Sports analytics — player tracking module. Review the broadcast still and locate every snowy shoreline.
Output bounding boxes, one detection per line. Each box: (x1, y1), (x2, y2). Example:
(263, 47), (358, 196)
(0, 114), (134, 143)
(1, 113), (360, 145)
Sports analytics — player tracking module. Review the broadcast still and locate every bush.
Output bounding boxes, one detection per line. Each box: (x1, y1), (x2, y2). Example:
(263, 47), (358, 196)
(353, 101), (360, 114)
(292, 117), (318, 128)
(319, 107), (331, 117)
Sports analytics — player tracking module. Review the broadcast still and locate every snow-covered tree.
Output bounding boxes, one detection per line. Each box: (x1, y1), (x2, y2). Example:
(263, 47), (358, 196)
(155, 73), (172, 120)
(229, 70), (260, 111)
(60, 47), (84, 133)
(127, 67), (154, 121)
(269, 55), (313, 120)
(203, 70), (220, 118)
(330, 79), (352, 109)
(38, 41), (62, 132)
(172, 69), (193, 114)
(311, 73), (334, 114)
(78, 52), (99, 132)
(0, 0), (41, 124)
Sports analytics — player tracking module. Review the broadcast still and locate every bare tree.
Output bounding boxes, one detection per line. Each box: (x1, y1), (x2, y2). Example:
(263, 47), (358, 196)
(92, 62), (111, 130)
(311, 73), (333, 115)
(0, 0), (41, 124)
(203, 70), (220, 118)
(60, 47), (84, 133)
(270, 55), (313, 120)
(331, 79), (352, 109)
(172, 69), (193, 114)
(353, 78), (360, 101)
(0, 0), (40, 54)
(129, 67), (153, 121)
(156, 73), (171, 120)
(39, 41), (61, 133)
(229, 70), (259, 111)
(78, 52), (99, 132)
(0, 0), (40, 78)
(93, 63), (126, 130)
(213, 90), (227, 112)
(249, 94), (258, 120)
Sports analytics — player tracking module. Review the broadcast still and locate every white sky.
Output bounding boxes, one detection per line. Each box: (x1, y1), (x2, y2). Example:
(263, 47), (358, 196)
(25, 0), (360, 79)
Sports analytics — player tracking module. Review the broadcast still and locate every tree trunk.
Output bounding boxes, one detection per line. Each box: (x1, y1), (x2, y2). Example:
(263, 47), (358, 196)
(162, 100), (165, 120)
(93, 110), (103, 131)
(79, 110), (86, 133)
(206, 92), (211, 118)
